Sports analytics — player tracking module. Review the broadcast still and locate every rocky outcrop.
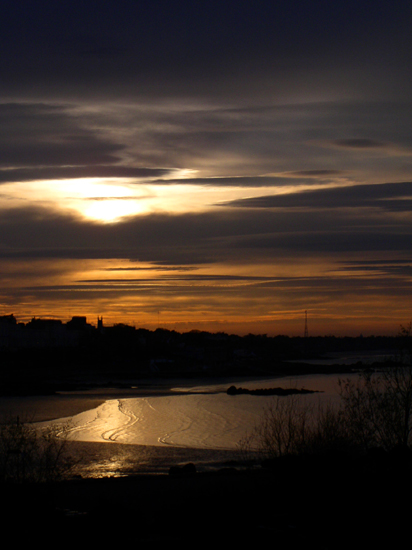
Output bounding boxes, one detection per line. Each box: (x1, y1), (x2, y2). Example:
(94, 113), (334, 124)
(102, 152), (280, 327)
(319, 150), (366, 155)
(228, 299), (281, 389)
(168, 463), (197, 475)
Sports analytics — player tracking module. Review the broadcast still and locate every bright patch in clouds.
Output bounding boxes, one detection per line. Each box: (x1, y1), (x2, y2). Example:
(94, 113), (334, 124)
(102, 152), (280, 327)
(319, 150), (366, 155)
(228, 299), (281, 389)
(0, 177), (293, 222)
(1, 178), (151, 222)
(63, 179), (150, 222)
(1, 178), (148, 222)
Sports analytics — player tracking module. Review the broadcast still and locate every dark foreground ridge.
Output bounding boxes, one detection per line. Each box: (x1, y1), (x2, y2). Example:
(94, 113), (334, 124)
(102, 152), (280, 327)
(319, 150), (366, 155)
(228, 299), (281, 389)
(2, 448), (412, 547)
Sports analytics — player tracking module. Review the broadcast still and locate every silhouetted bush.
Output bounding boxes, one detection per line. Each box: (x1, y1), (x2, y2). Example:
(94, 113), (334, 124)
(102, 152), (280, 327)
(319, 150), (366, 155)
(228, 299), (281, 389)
(239, 396), (354, 460)
(250, 395), (311, 458)
(0, 416), (73, 483)
(339, 367), (412, 451)
(242, 323), (412, 461)
(338, 322), (412, 452)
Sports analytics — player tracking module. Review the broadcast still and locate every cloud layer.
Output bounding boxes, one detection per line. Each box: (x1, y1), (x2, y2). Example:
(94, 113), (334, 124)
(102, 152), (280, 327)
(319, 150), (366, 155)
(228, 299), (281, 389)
(0, 1), (411, 334)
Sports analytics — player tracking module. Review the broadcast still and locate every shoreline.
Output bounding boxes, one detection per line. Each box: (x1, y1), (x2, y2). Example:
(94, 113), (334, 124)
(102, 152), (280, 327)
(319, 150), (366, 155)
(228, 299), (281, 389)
(1, 371), (340, 479)
(0, 373), (295, 423)
(63, 439), (247, 478)
(0, 364), (367, 424)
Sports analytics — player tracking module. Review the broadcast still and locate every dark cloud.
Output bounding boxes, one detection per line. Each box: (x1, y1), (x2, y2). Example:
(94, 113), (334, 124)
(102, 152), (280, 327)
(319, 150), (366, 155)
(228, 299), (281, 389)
(14, 273), (412, 305)
(0, 166), (172, 184)
(334, 259), (412, 276)
(226, 231), (412, 255)
(283, 170), (345, 177)
(339, 265), (412, 275)
(253, 276), (412, 294)
(341, 259), (412, 265)
(79, 274), (275, 284)
(221, 181), (412, 211)
(104, 266), (198, 272)
(150, 176), (330, 187)
(0, 103), (123, 167)
(2, 100), (412, 181)
(1, 1), (412, 102)
(109, 101), (412, 177)
(0, 202), (410, 265)
(331, 139), (388, 149)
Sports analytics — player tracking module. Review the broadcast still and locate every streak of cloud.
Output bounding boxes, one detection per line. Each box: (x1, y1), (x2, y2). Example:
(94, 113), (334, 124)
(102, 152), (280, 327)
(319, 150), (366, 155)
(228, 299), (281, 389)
(221, 181), (412, 211)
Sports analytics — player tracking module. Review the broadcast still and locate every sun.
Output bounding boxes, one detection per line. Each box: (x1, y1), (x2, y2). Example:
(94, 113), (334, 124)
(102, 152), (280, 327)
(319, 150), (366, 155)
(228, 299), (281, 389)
(1, 174), (293, 223)
(82, 196), (145, 223)
(1, 178), (150, 223)
(59, 178), (149, 223)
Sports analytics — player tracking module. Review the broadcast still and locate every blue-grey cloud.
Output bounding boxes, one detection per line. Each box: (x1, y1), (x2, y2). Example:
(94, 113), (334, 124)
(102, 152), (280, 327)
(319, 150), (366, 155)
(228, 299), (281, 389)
(283, 170), (345, 177)
(107, 101), (412, 177)
(0, 103), (123, 167)
(78, 274), (277, 284)
(0, 202), (410, 265)
(331, 139), (388, 149)
(334, 260), (412, 276)
(150, 175), (340, 187)
(2, 100), (412, 184)
(221, 181), (412, 211)
(0, 166), (173, 184)
(1, 1), (412, 103)
(341, 259), (412, 265)
(14, 274), (412, 305)
(104, 266), (198, 272)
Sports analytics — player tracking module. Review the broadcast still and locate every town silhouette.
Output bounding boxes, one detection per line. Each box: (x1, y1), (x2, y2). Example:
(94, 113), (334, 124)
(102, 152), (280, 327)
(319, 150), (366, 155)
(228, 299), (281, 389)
(0, 312), (403, 395)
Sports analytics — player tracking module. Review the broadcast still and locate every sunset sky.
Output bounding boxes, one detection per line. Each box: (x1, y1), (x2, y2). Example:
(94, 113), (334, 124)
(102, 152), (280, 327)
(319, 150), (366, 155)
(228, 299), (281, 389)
(1, 1), (412, 336)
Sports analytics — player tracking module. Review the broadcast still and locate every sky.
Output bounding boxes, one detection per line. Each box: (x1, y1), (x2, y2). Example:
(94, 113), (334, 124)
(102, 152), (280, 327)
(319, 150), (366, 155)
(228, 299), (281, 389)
(1, 0), (412, 336)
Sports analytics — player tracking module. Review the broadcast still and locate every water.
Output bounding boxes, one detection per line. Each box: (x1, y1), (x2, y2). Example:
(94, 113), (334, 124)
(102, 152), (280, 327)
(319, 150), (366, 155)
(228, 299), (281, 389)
(32, 373), (354, 477)
(290, 349), (395, 366)
(40, 375), (344, 448)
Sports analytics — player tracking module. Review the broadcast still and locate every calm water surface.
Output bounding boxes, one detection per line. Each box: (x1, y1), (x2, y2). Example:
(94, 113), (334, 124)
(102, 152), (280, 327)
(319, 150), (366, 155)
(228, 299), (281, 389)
(31, 372), (359, 477)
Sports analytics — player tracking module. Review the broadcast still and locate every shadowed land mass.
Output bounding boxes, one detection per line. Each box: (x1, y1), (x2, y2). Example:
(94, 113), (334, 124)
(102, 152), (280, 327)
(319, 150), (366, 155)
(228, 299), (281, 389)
(2, 441), (412, 546)
(0, 319), (411, 546)
(0, 313), (404, 396)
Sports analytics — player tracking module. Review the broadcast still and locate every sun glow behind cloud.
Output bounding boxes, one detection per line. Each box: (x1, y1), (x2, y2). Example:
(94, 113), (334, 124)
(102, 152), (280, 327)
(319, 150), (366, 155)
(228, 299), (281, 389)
(0, 177), (304, 223)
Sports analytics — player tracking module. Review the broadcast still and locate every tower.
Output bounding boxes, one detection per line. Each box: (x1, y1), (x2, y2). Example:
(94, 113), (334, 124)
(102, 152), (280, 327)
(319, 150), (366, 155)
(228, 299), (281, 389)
(304, 310), (308, 338)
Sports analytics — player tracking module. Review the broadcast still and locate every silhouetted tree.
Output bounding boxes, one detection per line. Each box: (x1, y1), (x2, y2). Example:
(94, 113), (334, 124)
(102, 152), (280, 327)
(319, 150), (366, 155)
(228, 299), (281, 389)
(340, 323), (412, 451)
(244, 323), (412, 459)
(0, 416), (73, 483)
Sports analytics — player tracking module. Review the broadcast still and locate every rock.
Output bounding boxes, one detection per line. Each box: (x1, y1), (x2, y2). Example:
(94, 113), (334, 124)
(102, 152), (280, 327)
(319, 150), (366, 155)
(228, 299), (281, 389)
(169, 463), (197, 475)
